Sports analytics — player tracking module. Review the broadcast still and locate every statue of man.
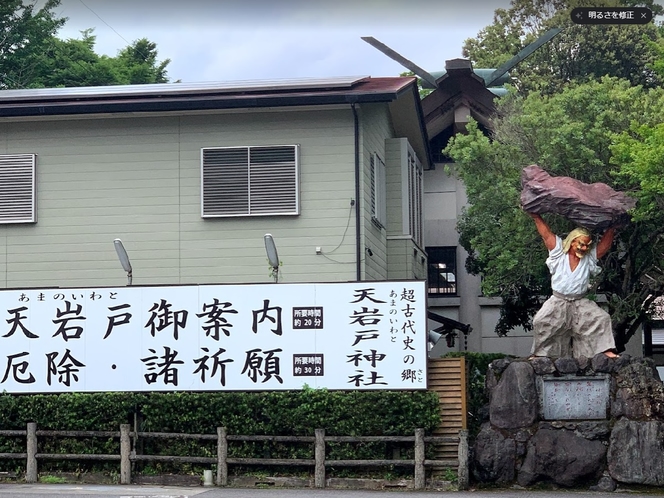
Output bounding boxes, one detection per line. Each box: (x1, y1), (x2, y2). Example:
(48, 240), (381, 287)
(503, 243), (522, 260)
(528, 213), (618, 359)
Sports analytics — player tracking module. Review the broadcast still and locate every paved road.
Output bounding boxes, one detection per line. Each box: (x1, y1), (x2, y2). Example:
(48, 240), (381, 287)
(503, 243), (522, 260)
(0, 485), (663, 498)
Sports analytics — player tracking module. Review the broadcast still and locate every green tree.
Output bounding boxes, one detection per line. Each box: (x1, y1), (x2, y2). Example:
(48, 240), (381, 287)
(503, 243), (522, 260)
(30, 30), (170, 88)
(0, 0), (66, 89)
(611, 123), (664, 295)
(647, 23), (664, 81)
(112, 37), (170, 84)
(463, 0), (663, 94)
(1, 1), (170, 89)
(444, 77), (664, 351)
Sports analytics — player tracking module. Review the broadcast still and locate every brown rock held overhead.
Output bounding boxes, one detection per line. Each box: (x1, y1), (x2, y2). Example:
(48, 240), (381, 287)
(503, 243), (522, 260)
(520, 165), (635, 231)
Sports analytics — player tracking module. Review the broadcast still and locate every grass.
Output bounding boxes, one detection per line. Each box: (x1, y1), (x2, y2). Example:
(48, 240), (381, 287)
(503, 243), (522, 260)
(38, 475), (68, 484)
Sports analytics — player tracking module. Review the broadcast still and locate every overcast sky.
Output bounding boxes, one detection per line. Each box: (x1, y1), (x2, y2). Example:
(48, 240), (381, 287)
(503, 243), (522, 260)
(51, 0), (512, 84)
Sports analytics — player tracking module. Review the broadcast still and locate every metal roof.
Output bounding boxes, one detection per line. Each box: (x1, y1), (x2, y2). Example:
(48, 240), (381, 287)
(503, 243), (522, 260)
(0, 76), (419, 119)
(0, 76), (368, 103)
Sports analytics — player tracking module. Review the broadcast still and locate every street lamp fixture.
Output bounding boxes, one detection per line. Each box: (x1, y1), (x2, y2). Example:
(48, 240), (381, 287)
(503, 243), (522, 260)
(113, 238), (133, 286)
(264, 234), (279, 283)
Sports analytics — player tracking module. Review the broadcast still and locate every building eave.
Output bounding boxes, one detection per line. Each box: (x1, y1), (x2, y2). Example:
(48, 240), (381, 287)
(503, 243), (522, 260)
(0, 76), (417, 118)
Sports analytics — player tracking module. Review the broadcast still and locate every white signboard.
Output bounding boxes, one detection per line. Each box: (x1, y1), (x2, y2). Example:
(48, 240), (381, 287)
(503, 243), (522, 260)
(0, 281), (426, 393)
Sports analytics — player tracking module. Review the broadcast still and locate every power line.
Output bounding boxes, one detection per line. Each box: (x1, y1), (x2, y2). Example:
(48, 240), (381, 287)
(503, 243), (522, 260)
(76, 0), (132, 48)
(73, 0), (161, 71)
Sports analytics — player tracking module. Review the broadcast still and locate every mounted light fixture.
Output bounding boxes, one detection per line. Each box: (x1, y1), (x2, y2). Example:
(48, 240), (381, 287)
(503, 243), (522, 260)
(264, 233), (280, 283)
(113, 238), (133, 286)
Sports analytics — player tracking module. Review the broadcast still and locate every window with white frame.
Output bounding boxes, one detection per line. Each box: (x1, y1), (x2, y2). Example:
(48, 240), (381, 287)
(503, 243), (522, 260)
(201, 145), (299, 217)
(405, 146), (423, 246)
(0, 153), (36, 224)
(370, 152), (386, 228)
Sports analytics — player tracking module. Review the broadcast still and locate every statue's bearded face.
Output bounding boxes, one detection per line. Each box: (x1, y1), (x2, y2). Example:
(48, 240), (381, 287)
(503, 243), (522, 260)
(572, 235), (592, 258)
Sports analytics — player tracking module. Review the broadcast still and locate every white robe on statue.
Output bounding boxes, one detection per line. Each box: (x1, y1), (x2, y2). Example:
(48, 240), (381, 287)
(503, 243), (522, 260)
(530, 236), (616, 358)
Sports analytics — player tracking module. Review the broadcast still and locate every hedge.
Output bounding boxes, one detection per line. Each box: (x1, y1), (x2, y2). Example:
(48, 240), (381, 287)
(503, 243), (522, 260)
(0, 388), (440, 476)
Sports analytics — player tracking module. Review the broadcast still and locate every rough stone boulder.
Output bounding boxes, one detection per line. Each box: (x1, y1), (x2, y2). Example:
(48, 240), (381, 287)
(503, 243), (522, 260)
(529, 356), (555, 375)
(553, 357), (578, 375)
(472, 424), (516, 483)
(611, 358), (664, 420)
(608, 419), (664, 485)
(518, 427), (607, 487)
(489, 361), (538, 429)
(520, 164), (635, 231)
(575, 421), (611, 440)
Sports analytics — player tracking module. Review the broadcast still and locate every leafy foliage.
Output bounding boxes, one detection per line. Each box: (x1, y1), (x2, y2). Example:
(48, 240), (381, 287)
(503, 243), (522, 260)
(25, 30), (170, 88)
(0, 0), (65, 89)
(138, 388), (439, 436)
(0, 389), (440, 476)
(612, 123), (664, 223)
(462, 0), (663, 94)
(444, 77), (664, 349)
(1, 1), (170, 89)
(649, 23), (664, 80)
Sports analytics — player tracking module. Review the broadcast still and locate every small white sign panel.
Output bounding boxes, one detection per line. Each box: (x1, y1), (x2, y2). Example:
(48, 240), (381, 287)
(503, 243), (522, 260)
(0, 281), (426, 393)
(539, 376), (610, 420)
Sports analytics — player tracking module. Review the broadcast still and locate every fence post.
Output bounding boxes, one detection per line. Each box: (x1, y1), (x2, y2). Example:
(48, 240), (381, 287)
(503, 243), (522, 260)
(26, 422), (37, 483)
(414, 428), (425, 489)
(120, 424), (131, 484)
(457, 429), (469, 490)
(217, 427), (228, 486)
(314, 428), (325, 488)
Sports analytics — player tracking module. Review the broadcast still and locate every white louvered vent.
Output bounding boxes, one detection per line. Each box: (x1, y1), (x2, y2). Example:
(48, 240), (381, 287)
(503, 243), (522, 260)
(0, 154), (36, 224)
(202, 145), (299, 217)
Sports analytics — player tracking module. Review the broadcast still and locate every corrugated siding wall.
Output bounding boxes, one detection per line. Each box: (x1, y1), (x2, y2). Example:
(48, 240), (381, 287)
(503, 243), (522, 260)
(0, 108), (361, 288)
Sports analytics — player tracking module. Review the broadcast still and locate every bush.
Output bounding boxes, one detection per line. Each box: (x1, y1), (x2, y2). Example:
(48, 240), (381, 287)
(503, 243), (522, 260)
(0, 388), (440, 476)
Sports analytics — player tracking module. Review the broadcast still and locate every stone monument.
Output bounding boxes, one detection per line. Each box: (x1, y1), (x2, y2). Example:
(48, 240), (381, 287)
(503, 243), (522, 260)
(472, 355), (664, 489)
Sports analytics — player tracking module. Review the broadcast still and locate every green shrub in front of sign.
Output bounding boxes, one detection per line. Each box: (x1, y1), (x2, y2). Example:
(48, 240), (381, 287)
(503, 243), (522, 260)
(137, 388), (440, 473)
(139, 387), (439, 435)
(0, 388), (440, 477)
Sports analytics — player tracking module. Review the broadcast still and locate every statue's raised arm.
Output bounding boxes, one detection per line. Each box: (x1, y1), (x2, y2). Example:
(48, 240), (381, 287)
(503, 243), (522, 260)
(527, 212), (556, 251)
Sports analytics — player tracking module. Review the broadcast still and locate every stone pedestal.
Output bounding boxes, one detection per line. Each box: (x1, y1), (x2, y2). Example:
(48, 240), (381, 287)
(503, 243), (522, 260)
(472, 355), (664, 489)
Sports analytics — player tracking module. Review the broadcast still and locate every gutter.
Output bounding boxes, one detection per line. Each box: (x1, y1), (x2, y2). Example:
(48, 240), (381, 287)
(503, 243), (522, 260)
(0, 93), (403, 118)
(351, 102), (361, 282)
